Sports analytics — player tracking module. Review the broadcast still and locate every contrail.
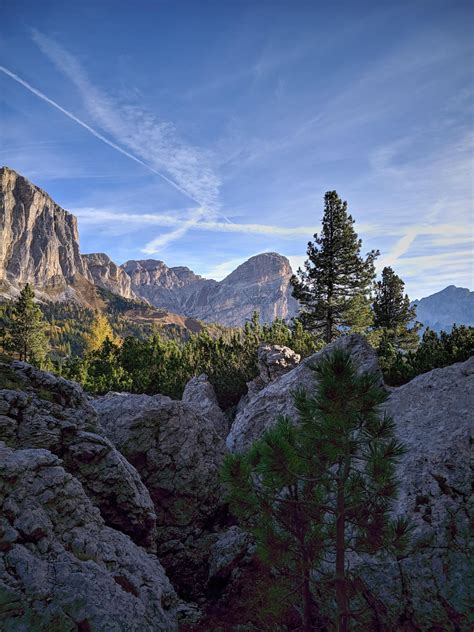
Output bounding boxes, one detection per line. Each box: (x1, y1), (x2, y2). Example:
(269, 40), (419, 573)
(0, 65), (208, 209)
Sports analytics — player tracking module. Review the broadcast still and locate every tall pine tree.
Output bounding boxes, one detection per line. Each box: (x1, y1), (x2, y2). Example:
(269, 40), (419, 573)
(291, 191), (378, 343)
(373, 266), (420, 351)
(8, 284), (49, 365)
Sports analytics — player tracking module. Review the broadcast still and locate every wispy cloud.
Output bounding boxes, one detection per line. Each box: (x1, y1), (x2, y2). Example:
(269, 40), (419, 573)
(30, 29), (222, 215)
(73, 206), (324, 243)
(0, 29), (231, 251)
(0, 64), (202, 203)
(378, 224), (473, 269)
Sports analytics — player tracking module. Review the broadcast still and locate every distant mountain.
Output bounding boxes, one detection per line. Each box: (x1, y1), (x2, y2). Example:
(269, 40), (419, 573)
(0, 166), (298, 326)
(123, 253), (298, 327)
(412, 285), (474, 332)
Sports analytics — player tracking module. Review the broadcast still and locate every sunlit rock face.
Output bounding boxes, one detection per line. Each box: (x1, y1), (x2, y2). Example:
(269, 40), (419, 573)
(123, 252), (299, 326)
(82, 252), (137, 300)
(0, 166), (86, 294)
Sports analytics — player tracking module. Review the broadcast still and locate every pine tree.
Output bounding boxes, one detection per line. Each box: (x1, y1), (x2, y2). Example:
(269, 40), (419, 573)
(291, 191), (378, 343)
(373, 266), (420, 351)
(222, 349), (410, 631)
(8, 284), (49, 365)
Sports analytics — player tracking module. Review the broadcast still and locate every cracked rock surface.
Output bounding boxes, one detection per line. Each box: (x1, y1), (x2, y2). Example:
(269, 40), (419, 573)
(0, 361), (157, 550)
(93, 391), (226, 598)
(0, 442), (178, 631)
(370, 356), (474, 629)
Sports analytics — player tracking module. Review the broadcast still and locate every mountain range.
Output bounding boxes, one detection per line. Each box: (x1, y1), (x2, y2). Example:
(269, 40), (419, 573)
(0, 166), (297, 326)
(0, 165), (472, 330)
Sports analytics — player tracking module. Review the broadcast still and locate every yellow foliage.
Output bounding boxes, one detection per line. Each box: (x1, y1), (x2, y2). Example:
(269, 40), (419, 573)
(83, 313), (118, 353)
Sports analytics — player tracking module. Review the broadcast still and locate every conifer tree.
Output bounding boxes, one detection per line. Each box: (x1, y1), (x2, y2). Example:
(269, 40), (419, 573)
(83, 313), (116, 353)
(8, 284), (49, 364)
(222, 350), (410, 631)
(291, 191), (378, 343)
(373, 266), (420, 351)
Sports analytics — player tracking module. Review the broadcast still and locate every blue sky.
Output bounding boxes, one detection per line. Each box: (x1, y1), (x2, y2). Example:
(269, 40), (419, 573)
(1, 0), (473, 298)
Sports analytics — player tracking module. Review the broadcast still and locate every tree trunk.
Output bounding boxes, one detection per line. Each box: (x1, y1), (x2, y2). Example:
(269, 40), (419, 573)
(336, 481), (348, 632)
(302, 554), (312, 631)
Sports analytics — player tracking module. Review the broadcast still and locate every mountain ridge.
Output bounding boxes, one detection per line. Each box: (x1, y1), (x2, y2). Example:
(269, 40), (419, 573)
(1, 166), (472, 329)
(0, 166), (298, 326)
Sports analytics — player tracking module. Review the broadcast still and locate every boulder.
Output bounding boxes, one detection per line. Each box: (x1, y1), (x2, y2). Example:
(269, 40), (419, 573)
(182, 373), (228, 437)
(244, 343), (301, 401)
(227, 334), (381, 453)
(93, 392), (227, 597)
(224, 347), (473, 629)
(257, 343), (301, 384)
(0, 442), (178, 631)
(0, 361), (157, 550)
(363, 356), (473, 629)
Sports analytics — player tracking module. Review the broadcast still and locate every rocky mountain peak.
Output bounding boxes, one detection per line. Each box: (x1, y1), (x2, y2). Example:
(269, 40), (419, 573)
(222, 252), (293, 285)
(412, 284), (474, 332)
(82, 253), (136, 300)
(122, 259), (184, 289)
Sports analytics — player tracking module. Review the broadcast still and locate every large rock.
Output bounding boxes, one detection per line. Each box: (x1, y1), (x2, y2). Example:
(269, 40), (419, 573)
(0, 442), (178, 631)
(365, 356), (473, 629)
(0, 361), (157, 550)
(224, 347), (473, 629)
(227, 334), (381, 453)
(182, 373), (228, 437)
(257, 344), (301, 384)
(93, 392), (227, 597)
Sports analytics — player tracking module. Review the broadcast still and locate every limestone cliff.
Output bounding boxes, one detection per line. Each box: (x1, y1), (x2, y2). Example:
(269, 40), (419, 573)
(0, 166), (86, 297)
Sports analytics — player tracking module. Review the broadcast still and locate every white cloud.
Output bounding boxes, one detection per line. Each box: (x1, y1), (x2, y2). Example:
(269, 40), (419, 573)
(30, 29), (221, 214)
(73, 206), (322, 239)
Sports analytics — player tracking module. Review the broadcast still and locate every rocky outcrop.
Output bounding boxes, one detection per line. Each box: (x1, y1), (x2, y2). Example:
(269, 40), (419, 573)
(182, 374), (228, 437)
(82, 252), (137, 300)
(122, 253), (299, 326)
(92, 392), (227, 597)
(0, 442), (179, 631)
(227, 334), (381, 453)
(0, 361), (157, 550)
(0, 166), (87, 298)
(244, 343), (301, 401)
(370, 356), (473, 629)
(257, 344), (301, 383)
